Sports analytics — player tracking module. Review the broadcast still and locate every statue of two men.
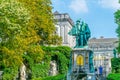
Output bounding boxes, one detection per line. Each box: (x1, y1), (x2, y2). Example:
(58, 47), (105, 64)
(68, 19), (91, 48)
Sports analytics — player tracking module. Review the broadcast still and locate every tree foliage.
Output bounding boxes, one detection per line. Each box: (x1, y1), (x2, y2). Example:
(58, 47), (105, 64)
(0, 0), (63, 79)
(31, 46), (71, 79)
(115, 9), (120, 53)
(109, 3), (120, 79)
(115, 10), (120, 38)
(0, 0), (32, 68)
(18, 0), (62, 45)
(107, 73), (120, 80)
(0, 0), (43, 79)
(111, 58), (120, 73)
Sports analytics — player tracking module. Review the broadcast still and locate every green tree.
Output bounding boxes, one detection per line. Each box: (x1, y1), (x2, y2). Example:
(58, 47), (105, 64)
(108, 1), (120, 79)
(111, 58), (120, 73)
(18, 0), (62, 45)
(0, 0), (44, 79)
(0, 0), (62, 79)
(115, 10), (120, 36)
(115, 10), (120, 53)
(0, 0), (31, 68)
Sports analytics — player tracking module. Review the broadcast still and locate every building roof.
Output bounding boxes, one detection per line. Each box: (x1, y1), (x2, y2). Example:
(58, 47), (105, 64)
(88, 37), (118, 43)
(54, 11), (60, 14)
(53, 11), (74, 26)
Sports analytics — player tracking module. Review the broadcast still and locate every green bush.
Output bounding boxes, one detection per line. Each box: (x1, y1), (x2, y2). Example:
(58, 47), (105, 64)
(22, 52), (51, 79)
(107, 73), (120, 80)
(43, 74), (66, 80)
(33, 74), (66, 80)
(111, 58), (120, 73)
(31, 63), (50, 78)
(41, 46), (71, 74)
(1, 46), (71, 79)
(2, 67), (18, 80)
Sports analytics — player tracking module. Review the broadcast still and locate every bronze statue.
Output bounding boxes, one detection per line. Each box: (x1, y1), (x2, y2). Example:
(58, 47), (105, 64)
(68, 19), (91, 48)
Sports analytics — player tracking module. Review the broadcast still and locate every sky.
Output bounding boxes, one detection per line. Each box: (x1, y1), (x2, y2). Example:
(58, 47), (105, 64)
(51, 0), (120, 38)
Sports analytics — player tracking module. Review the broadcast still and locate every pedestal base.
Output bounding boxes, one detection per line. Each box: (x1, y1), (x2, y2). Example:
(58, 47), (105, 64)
(67, 48), (95, 80)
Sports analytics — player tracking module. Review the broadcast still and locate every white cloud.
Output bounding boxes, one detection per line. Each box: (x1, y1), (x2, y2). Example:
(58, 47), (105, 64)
(69, 0), (88, 14)
(98, 0), (120, 10)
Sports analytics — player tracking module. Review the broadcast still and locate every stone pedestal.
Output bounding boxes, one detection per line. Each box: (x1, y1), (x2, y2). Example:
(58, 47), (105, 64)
(67, 48), (95, 80)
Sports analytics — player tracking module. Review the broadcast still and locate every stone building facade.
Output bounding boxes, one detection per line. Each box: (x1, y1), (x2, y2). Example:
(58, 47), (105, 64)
(88, 37), (118, 75)
(53, 11), (75, 48)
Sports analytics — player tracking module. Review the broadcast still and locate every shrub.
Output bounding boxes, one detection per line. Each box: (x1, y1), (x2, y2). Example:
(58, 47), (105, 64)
(107, 73), (120, 80)
(111, 58), (120, 73)
(33, 74), (66, 80)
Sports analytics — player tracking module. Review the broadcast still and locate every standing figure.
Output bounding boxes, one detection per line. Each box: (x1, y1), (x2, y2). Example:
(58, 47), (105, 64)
(89, 51), (94, 73)
(99, 65), (103, 77)
(113, 48), (118, 58)
(20, 63), (26, 80)
(68, 19), (91, 48)
(49, 60), (58, 76)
